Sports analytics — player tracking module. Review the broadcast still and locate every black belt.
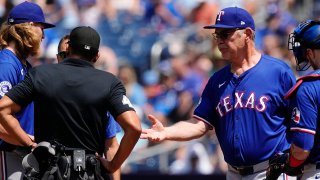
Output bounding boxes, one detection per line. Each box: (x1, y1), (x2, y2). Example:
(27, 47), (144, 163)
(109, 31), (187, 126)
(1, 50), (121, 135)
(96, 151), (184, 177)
(231, 165), (254, 176)
(62, 148), (96, 156)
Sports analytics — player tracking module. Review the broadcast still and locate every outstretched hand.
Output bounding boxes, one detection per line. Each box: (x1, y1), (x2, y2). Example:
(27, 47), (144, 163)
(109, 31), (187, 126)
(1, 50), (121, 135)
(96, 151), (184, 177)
(140, 115), (166, 142)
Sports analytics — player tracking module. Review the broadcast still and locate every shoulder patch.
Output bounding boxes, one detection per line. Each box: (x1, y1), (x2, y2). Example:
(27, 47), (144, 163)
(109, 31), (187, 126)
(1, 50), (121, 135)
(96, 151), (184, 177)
(0, 81), (12, 97)
(122, 95), (134, 108)
(291, 107), (301, 124)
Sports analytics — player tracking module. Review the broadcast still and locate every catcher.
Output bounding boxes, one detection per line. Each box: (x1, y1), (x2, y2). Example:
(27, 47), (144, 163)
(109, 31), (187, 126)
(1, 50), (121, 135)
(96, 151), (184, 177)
(267, 19), (320, 180)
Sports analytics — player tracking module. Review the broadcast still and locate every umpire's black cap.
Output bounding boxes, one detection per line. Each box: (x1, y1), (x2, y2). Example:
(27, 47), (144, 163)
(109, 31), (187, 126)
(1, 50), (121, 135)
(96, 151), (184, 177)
(69, 26), (100, 55)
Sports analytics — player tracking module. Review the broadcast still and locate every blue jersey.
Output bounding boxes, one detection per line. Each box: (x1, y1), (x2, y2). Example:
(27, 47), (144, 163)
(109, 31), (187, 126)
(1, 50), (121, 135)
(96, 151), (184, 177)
(0, 49), (34, 149)
(193, 55), (296, 166)
(106, 112), (121, 138)
(286, 70), (320, 164)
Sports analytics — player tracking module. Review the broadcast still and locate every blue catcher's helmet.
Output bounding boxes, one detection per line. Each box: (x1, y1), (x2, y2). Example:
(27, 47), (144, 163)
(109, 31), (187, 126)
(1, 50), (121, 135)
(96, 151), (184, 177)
(288, 20), (320, 70)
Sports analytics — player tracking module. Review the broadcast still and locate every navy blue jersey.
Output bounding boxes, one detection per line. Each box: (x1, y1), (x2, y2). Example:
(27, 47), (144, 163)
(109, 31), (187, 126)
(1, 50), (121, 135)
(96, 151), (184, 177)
(0, 49), (34, 149)
(193, 55), (296, 166)
(287, 70), (320, 164)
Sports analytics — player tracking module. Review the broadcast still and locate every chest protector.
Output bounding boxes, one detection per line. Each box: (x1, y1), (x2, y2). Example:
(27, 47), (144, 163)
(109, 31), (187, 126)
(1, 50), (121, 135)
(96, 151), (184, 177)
(284, 70), (320, 100)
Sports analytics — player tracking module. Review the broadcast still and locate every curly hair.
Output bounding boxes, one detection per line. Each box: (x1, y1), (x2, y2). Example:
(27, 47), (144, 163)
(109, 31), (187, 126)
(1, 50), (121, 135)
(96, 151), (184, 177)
(0, 22), (42, 60)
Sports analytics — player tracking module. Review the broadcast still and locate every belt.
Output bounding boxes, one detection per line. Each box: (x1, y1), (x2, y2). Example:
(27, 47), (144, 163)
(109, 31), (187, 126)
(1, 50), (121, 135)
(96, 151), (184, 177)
(230, 165), (254, 176)
(228, 160), (269, 176)
(62, 149), (96, 156)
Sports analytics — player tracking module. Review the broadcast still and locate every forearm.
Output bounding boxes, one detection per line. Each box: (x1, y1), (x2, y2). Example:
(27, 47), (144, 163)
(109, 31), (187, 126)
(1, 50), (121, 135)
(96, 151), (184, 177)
(0, 123), (22, 145)
(109, 129), (140, 172)
(0, 96), (33, 146)
(164, 118), (208, 141)
(279, 144), (308, 176)
(290, 143), (310, 162)
(0, 113), (33, 146)
(105, 138), (120, 180)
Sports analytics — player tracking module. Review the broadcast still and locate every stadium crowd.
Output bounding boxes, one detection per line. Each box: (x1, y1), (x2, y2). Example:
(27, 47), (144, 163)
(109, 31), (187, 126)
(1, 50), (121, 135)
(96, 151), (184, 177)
(1, 0), (320, 176)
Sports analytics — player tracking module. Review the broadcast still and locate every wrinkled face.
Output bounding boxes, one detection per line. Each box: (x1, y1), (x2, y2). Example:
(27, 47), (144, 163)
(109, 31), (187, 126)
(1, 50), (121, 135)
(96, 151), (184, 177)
(212, 28), (246, 61)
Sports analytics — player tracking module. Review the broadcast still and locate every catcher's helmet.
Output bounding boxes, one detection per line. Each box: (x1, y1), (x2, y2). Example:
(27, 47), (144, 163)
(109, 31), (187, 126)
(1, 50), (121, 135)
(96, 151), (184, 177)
(288, 20), (320, 70)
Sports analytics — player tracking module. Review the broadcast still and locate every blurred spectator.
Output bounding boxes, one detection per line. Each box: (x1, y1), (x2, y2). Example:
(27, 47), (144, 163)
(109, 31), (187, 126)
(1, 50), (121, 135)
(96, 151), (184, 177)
(0, 0), (13, 24)
(262, 33), (284, 59)
(255, 0), (297, 50)
(143, 62), (178, 126)
(94, 46), (119, 75)
(118, 64), (147, 107)
(188, 1), (219, 25)
(144, 0), (184, 32)
(169, 142), (214, 175)
(170, 55), (203, 103)
(77, 0), (101, 27)
(167, 55), (203, 122)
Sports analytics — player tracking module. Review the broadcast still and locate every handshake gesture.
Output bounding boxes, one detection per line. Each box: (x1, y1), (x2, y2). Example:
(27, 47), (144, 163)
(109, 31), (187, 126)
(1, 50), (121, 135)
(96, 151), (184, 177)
(140, 115), (167, 142)
(266, 153), (303, 180)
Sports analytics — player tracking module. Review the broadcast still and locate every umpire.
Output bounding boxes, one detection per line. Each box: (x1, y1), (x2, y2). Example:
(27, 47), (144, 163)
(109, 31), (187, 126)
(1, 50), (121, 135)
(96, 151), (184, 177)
(0, 26), (142, 179)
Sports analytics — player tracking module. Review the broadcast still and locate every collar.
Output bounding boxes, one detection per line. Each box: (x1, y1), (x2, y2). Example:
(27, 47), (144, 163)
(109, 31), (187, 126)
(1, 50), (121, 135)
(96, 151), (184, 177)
(60, 58), (94, 68)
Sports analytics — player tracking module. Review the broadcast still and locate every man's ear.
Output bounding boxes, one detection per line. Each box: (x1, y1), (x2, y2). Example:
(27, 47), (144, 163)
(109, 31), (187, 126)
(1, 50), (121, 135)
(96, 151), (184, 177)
(244, 28), (253, 40)
(66, 45), (70, 52)
(305, 48), (315, 60)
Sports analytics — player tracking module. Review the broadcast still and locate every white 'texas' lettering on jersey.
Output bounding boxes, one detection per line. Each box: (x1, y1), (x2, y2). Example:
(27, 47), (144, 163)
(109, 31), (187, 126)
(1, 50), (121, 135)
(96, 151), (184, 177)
(215, 92), (270, 117)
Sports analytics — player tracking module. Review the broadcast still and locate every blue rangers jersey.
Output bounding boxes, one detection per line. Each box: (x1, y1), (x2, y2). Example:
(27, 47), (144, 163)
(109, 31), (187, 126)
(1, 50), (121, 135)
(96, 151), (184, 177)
(193, 55), (296, 166)
(0, 49), (34, 150)
(285, 70), (320, 164)
(106, 112), (121, 138)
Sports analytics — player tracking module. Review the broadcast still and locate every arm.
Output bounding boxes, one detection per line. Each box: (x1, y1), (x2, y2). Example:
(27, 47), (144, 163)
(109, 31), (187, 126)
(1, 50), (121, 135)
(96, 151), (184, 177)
(98, 111), (141, 173)
(104, 137), (120, 180)
(0, 95), (34, 147)
(288, 143), (310, 167)
(140, 114), (209, 142)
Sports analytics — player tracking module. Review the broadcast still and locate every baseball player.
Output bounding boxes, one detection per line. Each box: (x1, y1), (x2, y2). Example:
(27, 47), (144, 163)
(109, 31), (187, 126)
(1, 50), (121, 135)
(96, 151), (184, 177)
(0, 2), (55, 179)
(141, 7), (296, 180)
(283, 20), (320, 179)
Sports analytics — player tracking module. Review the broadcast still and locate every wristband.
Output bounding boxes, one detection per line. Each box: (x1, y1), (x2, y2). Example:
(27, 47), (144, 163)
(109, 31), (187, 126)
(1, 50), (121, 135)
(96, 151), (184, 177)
(289, 154), (305, 167)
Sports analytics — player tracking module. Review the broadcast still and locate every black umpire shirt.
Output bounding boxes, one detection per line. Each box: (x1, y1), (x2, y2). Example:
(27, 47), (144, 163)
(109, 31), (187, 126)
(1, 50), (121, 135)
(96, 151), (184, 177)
(6, 58), (134, 154)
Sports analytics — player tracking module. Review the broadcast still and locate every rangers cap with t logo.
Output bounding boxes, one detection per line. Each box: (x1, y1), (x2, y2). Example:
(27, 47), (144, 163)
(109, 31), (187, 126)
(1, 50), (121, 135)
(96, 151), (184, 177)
(204, 7), (255, 30)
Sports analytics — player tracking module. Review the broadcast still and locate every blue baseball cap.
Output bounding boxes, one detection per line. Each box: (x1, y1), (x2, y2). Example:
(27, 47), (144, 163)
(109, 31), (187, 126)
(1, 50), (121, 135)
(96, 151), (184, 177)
(7, 1), (55, 29)
(204, 7), (255, 31)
